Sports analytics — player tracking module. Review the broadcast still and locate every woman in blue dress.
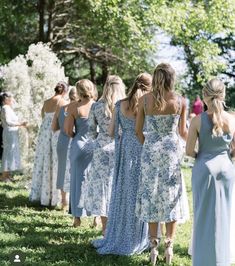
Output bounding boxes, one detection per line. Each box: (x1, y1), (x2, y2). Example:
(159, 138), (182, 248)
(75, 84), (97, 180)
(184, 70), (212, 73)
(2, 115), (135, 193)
(52, 87), (77, 210)
(93, 73), (152, 255)
(64, 79), (97, 227)
(135, 63), (188, 265)
(79, 75), (126, 235)
(186, 78), (235, 266)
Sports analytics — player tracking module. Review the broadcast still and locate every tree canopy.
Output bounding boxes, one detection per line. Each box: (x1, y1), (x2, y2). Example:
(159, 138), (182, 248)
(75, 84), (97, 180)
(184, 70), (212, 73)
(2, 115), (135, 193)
(0, 0), (234, 105)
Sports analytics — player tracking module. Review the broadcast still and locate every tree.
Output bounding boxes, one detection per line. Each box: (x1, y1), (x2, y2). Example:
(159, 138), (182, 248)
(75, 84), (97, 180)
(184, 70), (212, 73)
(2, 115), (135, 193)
(149, 0), (235, 99)
(0, 0), (38, 64)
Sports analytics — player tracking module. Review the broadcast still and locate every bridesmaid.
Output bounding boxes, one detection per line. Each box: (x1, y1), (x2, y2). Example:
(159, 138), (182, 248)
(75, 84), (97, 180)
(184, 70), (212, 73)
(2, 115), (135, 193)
(79, 75), (126, 235)
(93, 73), (152, 255)
(186, 78), (235, 266)
(52, 87), (78, 210)
(29, 81), (68, 206)
(0, 92), (27, 181)
(135, 63), (188, 265)
(64, 79), (97, 227)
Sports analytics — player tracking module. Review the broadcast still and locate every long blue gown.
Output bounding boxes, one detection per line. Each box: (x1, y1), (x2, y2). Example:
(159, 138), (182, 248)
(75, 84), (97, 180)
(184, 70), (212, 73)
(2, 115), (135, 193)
(56, 107), (70, 189)
(70, 117), (92, 217)
(192, 112), (235, 266)
(93, 100), (148, 255)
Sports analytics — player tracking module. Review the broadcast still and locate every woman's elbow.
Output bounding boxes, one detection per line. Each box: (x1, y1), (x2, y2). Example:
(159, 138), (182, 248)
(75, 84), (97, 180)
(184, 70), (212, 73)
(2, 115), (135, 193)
(108, 129), (114, 138)
(180, 129), (188, 142)
(51, 125), (58, 133)
(186, 147), (195, 158)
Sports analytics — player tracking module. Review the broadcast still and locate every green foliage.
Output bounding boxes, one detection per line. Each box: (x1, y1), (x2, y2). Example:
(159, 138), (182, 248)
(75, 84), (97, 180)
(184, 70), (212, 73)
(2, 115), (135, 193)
(0, 0), (235, 104)
(0, 0), (38, 64)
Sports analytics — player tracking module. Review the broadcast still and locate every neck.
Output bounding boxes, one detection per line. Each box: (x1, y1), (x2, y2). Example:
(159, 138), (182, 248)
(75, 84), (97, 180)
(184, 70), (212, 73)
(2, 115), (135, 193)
(80, 97), (91, 103)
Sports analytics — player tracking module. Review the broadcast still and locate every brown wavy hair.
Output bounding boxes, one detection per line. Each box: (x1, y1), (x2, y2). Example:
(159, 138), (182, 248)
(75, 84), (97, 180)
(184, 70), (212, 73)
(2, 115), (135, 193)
(127, 73), (152, 115)
(152, 63), (175, 110)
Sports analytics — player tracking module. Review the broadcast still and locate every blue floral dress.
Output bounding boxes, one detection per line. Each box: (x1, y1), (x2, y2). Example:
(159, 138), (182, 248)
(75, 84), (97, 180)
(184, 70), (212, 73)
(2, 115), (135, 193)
(79, 100), (115, 216)
(93, 100), (148, 255)
(136, 98), (186, 222)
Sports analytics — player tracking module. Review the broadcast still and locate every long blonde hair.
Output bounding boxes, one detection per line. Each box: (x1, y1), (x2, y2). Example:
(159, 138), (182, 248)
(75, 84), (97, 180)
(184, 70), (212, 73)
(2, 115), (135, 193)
(127, 73), (152, 115)
(101, 75), (126, 118)
(152, 63), (175, 111)
(203, 78), (226, 136)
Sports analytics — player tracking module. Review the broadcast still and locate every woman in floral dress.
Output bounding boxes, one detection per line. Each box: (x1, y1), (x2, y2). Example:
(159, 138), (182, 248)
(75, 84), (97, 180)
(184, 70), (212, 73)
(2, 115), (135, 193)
(93, 73), (152, 255)
(135, 63), (188, 265)
(79, 75), (126, 235)
(29, 81), (68, 206)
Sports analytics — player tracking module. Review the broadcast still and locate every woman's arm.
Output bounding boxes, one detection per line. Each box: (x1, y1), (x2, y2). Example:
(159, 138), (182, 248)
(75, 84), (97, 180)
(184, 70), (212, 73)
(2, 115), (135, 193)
(51, 108), (60, 132)
(108, 108), (116, 138)
(186, 116), (200, 158)
(2, 107), (23, 127)
(64, 105), (75, 138)
(179, 98), (188, 141)
(135, 97), (145, 144)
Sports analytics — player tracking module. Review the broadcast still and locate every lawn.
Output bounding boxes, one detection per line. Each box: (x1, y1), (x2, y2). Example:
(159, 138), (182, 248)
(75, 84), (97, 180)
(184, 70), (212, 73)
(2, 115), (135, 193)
(0, 168), (193, 266)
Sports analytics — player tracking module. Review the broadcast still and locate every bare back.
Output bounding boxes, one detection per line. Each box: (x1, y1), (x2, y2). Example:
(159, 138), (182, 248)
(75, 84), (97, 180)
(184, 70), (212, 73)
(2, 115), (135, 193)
(120, 99), (136, 120)
(144, 92), (182, 116)
(42, 96), (67, 114)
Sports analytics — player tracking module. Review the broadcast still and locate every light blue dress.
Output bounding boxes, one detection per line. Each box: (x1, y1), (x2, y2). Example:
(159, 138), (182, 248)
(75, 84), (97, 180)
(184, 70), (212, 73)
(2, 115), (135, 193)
(70, 117), (92, 217)
(192, 112), (235, 266)
(136, 98), (186, 223)
(56, 107), (70, 189)
(79, 100), (115, 217)
(93, 100), (148, 255)
(1, 105), (21, 171)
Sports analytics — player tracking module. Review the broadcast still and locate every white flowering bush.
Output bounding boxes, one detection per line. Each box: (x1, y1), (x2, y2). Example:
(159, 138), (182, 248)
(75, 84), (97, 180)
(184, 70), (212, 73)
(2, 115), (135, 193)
(1, 42), (67, 173)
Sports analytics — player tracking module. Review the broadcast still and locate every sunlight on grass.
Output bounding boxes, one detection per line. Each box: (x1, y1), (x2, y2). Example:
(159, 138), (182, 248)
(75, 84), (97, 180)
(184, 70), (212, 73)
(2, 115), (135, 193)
(1, 169), (193, 265)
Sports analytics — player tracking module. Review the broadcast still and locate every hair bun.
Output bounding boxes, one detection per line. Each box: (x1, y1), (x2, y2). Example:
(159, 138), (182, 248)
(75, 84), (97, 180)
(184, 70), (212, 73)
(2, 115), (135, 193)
(54, 81), (69, 94)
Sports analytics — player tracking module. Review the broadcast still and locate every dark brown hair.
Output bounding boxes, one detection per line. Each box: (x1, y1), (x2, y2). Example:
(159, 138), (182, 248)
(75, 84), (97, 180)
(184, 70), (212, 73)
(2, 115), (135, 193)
(127, 72), (152, 115)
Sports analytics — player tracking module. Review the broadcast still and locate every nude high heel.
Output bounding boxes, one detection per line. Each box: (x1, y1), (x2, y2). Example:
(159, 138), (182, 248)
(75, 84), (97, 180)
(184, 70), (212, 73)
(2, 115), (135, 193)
(150, 238), (159, 266)
(164, 238), (173, 264)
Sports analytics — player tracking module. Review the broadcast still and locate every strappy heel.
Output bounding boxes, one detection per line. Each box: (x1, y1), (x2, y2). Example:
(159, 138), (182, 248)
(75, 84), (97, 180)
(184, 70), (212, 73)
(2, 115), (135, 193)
(164, 238), (173, 264)
(149, 238), (159, 266)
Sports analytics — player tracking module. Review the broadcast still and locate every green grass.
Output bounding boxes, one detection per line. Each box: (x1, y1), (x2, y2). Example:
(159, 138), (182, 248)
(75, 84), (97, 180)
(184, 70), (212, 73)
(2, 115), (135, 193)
(0, 169), (193, 266)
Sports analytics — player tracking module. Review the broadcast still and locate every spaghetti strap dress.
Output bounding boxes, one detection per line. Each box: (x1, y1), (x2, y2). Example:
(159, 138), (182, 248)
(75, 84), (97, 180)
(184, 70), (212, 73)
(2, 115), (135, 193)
(93, 100), (148, 255)
(69, 117), (92, 217)
(192, 112), (235, 266)
(56, 106), (70, 190)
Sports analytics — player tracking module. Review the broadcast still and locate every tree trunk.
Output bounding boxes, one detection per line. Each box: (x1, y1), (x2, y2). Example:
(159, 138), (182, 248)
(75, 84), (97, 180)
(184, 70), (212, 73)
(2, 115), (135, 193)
(101, 62), (108, 85)
(38, 0), (45, 42)
(89, 60), (96, 84)
(46, 0), (54, 42)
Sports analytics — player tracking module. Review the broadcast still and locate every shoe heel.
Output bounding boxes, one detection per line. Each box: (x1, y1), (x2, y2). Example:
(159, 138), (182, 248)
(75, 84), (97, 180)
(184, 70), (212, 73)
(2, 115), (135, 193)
(164, 238), (173, 264)
(150, 248), (158, 266)
(165, 253), (173, 264)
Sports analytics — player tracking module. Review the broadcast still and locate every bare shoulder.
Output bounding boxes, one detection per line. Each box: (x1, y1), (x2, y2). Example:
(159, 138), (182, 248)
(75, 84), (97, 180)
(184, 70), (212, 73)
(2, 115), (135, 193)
(67, 101), (78, 113)
(58, 98), (68, 107)
(191, 114), (201, 129)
